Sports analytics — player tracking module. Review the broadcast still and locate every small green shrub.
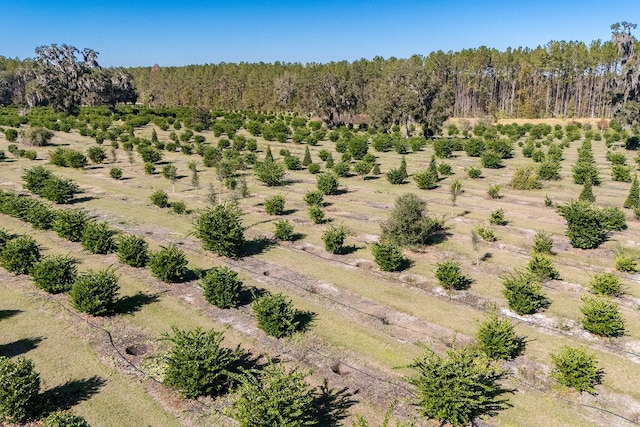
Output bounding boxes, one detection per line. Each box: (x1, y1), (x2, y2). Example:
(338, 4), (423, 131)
(476, 226), (497, 242)
(371, 241), (405, 272)
(303, 190), (324, 206)
(435, 259), (469, 290)
(580, 295), (625, 337)
(551, 346), (602, 394)
(316, 172), (340, 195)
(274, 220), (295, 241)
(489, 208), (507, 225)
(487, 184), (501, 199)
(0, 235), (41, 275)
(0, 356), (40, 423)
(476, 312), (522, 360)
(322, 225), (347, 254)
(527, 253), (560, 281)
(87, 146), (106, 164)
(466, 166), (482, 179)
(252, 292), (302, 338)
(511, 165), (541, 190)
(149, 244), (188, 283)
(42, 410), (90, 427)
(172, 201), (186, 214)
(308, 206), (325, 224)
(194, 204), (245, 257)
(437, 162), (453, 175)
(264, 194), (285, 215)
(150, 189), (169, 208)
(70, 268), (120, 316)
(503, 270), (548, 315)
(589, 272), (622, 297)
(31, 255), (77, 293)
(110, 167), (123, 179)
(52, 209), (88, 242)
(615, 252), (637, 273)
(202, 266), (243, 309)
(81, 221), (117, 254)
(117, 234), (149, 267)
(531, 231), (553, 254)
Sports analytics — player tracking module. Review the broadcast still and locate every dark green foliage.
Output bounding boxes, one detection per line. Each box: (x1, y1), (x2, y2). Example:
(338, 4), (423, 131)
(464, 138), (485, 157)
(308, 206), (325, 224)
(612, 164), (632, 182)
(551, 346), (602, 394)
(4, 128), (17, 142)
(31, 255), (77, 293)
(407, 345), (510, 427)
(52, 209), (88, 242)
(254, 159), (286, 186)
(556, 201), (622, 249)
(511, 165), (541, 189)
(264, 194), (285, 215)
(0, 356), (40, 423)
(527, 253), (560, 281)
(232, 361), (317, 427)
(370, 241), (405, 272)
(332, 161), (351, 177)
(22, 166), (80, 204)
(144, 162), (156, 174)
(109, 167), (123, 179)
(487, 184), (501, 199)
(476, 312), (522, 360)
(624, 175), (640, 209)
(0, 235), (41, 274)
(150, 189), (169, 208)
(117, 234), (148, 267)
(503, 270), (548, 315)
(413, 169), (438, 190)
(386, 157), (408, 184)
(202, 266), (243, 309)
(316, 172), (339, 195)
(70, 268), (120, 316)
(162, 327), (242, 399)
(274, 219), (295, 241)
(304, 190), (324, 206)
(302, 146), (312, 165)
(22, 165), (52, 194)
(589, 272), (622, 297)
(252, 292), (301, 338)
(307, 162), (321, 174)
(466, 166), (482, 179)
(435, 259), (468, 290)
(172, 201), (186, 214)
(580, 295), (625, 337)
(25, 202), (56, 230)
(284, 155), (302, 170)
(481, 150), (503, 168)
(81, 221), (117, 254)
(380, 193), (444, 246)
(348, 135), (369, 159)
(42, 410), (91, 427)
(149, 244), (188, 283)
(87, 146), (106, 164)
(322, 225), (347, 254)
(615, 252), (637, 273)
(137, 145), (163, 163)
(489, 208), (507, 225)
(579, 177), (595, 202)
(194, 203), (245, 257)
(538, 160), (562, 181)
(49, 147), (87, 169)
(600, 206), (626, 231)
(531, 231), (553, 254)
(437, 162), (453, 175)
(476, 225), (496, 242)
(433, 138), (454, 158)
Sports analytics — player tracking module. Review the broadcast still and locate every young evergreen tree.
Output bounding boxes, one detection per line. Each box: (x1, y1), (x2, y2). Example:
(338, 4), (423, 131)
(302, 145), (312, 166)
(194, 203), (245, 257)
(0, 356), (40, 423)
(624, 174), (640, 209)
(476, 311), (522, 360)
(202, 266), (243, 309)
(579, 176), (595, 202)
(551, 346), (602, 393)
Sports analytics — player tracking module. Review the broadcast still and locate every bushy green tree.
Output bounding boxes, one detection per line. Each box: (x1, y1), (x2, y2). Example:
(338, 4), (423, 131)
(110, 167), (123, 180)
(81, 221), (117, 254)
(322, 225), (347, 254)
(370, 241), (405, 272)
(551, 346), (602, 393)
(264, 194), (286, 215)
(70, 268), (120, 316)
(0, 235), (41, 274)
(149, 244), (188, 283)
(624, 175), (640, 209)
(510, 165), (541, 190)
(0, 356), (40, 423)
(316, 172), (340, 195)
(556, 201), (619, 249)
(531, 231), (553, 254)
(232, 361), (317, 427)
(308, 206), (325, 224)
(87, 146), (106, 164)
(254, 159), (286, 187)
(589, 272), (622, 297)
(580, 295), (625, 337)
(202, 266), (243, 309)
(435, 259), (469, 290)
(527, 253), (560, 281)
(31, 255), (77, 293)
(163, 327), (242, 399)
(476, 311), (522, 360)
(53, 209), (88, 242)
(150, 189), (169, 208)
(42, 410), (91, 427)
(252, 292), (301, 338)
(503, 270), (548, 315)
(489, 208), (507, 225)
(380, 193), (444, 246)
(274, 219), (295, 241)
(579, 177), (595, 202)
(116, 234), (149, 267)
(407, 345), (510, 427)
(615, 252), (637, 273)
(303, 190), (324, 206)
(194, 203), (245, 257)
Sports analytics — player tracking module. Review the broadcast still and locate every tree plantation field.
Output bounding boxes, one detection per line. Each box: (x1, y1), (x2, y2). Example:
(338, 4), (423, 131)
(2, 110), (640, 426)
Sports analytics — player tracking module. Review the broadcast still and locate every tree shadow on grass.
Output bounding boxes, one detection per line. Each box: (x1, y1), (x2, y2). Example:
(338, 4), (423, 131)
(242, 236), (275, 256)
(0, 309), (22, 320)
(68, 195), (96, 205)
(312, 381), (359, 426)
(238, 286), (267, 307)
(0, 337), (44, 358)
(295, 310), (316, 333)
(339, 244), (362, 255)
(116, 292), (160, 315)
(41, 376), (105, 415)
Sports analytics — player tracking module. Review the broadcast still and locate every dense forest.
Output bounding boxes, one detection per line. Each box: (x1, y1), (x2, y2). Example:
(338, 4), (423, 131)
(1, 23), (640, 132)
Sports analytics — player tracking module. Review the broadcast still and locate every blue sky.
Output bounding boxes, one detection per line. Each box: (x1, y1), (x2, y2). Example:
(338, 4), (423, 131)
(0, 1), (637, 67)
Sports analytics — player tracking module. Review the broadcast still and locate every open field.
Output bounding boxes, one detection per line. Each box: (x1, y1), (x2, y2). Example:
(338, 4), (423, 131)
(1, 115), (640, 426)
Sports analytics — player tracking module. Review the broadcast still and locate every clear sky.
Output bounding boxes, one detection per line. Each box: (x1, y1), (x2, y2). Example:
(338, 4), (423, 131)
(0, 1), (637, 67)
